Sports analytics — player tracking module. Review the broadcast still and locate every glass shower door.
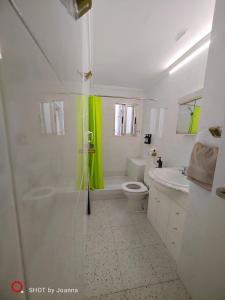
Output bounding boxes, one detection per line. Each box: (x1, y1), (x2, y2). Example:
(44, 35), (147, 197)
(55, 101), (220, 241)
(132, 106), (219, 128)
(0, 0), (90, 298)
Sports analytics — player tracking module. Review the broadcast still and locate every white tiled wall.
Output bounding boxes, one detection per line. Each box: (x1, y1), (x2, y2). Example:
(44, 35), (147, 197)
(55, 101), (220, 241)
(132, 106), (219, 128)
(143, 49), (209, 167)
(102, 96), (143, 176)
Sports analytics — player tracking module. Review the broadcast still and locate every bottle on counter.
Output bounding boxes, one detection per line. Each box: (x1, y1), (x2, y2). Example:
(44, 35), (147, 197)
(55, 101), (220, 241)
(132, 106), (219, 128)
(156, 156), (163, 168)
(148, 148), (157, 166)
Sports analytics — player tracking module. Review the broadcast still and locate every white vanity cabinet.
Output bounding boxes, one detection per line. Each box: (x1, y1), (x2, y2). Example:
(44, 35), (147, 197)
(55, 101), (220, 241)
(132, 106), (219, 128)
(156, 193), (172, 241)
(147, 185), (158, 227)
(166, 201), (186, 262)
(148, 182), (187, 263)
(148, 184), (172, 242)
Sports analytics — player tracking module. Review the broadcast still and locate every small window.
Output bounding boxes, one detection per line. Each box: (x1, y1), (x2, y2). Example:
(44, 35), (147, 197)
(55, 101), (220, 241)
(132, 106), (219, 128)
(40, 100), (65, 135)
(114, 104), (137, 136)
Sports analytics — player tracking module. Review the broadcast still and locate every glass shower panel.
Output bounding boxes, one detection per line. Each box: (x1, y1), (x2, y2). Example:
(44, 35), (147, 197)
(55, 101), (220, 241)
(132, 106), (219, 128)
(40, 101), (65, 135)
(0, 84), (26, 300)
(0, 0), (89, 299)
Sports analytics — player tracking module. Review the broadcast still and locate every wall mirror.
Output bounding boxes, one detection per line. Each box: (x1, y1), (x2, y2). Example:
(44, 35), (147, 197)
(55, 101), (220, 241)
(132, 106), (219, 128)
(176, 89), (203, 135)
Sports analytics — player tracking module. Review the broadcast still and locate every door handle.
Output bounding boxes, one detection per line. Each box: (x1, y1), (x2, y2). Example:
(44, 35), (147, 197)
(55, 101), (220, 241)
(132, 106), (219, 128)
(216, 187), (225, 199)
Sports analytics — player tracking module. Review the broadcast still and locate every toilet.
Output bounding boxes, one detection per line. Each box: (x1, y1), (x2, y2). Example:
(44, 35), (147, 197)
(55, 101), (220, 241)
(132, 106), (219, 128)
(122, 158), (151, 212)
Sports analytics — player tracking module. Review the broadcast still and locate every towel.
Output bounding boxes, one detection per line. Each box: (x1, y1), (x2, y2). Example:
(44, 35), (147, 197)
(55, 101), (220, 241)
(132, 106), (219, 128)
(187, 142), (219, 191)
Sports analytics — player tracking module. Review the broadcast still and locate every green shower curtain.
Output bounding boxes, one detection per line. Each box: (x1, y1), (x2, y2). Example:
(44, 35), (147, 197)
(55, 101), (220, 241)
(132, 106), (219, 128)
(89, 96), (104, 190)
(188, 105), (201, 134)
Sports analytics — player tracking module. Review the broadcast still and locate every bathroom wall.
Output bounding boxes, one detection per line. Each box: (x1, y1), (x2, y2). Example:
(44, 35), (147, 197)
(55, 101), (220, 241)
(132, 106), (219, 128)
(143, 49), (209, 167)
(178, 1), (225, 299)
(91, 85), (144, 176)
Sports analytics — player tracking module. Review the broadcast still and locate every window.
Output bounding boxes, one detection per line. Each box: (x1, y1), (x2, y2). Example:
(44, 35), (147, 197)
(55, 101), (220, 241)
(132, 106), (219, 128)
(114, 104), (137, 136)
(40, 100), (65, 135)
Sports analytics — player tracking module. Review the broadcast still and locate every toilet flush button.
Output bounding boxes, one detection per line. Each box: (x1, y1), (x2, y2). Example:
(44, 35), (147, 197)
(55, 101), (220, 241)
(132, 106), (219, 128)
(216, 187), (225, 199)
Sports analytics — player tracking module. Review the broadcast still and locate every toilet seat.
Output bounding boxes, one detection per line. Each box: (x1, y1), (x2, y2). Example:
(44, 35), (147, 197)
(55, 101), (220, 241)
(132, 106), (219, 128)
(122, 181), (148, 193)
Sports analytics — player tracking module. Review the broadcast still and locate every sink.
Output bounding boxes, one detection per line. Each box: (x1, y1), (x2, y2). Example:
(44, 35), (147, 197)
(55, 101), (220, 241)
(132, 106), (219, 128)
(149, 168), (189, 193)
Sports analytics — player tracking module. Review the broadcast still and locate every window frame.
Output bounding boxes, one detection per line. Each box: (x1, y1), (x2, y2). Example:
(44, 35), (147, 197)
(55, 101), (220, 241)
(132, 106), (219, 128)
(114, 103), (137, 137)
(40, 100), (65, 135)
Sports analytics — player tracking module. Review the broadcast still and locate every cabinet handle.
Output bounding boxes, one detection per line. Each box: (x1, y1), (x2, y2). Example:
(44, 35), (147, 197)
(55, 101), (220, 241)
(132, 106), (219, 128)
(173, 227), (178, 230)
(176, 212), (180, 215)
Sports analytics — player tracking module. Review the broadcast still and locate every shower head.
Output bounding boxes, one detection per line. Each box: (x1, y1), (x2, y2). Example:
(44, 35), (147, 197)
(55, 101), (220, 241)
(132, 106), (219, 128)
(187, 106), (194, 115)
(60, 0), (92, 20)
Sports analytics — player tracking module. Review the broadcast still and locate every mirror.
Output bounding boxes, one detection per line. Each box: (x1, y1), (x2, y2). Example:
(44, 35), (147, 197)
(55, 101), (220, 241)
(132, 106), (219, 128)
(176, 90), (203, 135)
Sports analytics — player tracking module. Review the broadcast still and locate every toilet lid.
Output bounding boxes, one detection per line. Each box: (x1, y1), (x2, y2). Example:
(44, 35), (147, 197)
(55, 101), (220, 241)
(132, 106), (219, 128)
(122, 181), (148, 193)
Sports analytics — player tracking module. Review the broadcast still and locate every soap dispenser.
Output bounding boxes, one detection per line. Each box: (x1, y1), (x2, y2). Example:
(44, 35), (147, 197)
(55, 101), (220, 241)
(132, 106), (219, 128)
(144, 134), (152, 144)
(156, 157), (163, 168)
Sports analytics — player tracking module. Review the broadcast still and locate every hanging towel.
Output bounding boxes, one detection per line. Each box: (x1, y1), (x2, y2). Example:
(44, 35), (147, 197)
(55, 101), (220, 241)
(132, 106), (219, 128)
(187, 142), (219, 191)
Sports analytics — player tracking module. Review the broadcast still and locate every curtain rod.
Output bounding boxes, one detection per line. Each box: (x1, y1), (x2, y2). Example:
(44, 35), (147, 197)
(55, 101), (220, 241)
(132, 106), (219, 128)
(40, 92), (157, 102)
(95, 95), (157, 102)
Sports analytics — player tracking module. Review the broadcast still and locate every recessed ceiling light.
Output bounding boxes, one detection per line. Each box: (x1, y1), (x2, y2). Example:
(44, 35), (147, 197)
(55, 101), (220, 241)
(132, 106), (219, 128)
(169, 40), (210, 75)
(165, 26), (212, 69)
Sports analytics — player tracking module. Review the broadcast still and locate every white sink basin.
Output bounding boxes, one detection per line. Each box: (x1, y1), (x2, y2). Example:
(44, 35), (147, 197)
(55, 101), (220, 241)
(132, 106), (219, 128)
(149, 168), (189, 193)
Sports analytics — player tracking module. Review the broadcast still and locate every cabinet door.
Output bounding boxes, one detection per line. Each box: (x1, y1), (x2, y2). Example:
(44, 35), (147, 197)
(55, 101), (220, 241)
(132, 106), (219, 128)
(166, 202), (186, 262)
(166, 232), (181, 262)
(156, 193), (172, 242)
(168, 202), (186, 237)
(147, 185), (158, 227)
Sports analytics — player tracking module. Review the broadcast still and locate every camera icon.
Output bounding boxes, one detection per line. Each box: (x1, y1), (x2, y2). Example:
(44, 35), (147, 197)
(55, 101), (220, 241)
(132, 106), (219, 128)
(11, 280), (24, 293)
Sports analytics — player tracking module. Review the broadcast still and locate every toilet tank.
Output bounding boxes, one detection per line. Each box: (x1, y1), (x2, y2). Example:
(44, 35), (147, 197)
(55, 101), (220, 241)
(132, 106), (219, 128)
(127, 158), (146, 181)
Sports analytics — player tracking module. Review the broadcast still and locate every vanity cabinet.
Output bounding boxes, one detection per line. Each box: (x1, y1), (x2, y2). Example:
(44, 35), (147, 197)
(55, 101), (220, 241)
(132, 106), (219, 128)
(148, 183), (187, 263)
(168, 202), (186, 238)
(148, 185), (172, 242)
(166, 201), (186, 261)
(156, 193), (172, 241)
(147, 185), (158, 227)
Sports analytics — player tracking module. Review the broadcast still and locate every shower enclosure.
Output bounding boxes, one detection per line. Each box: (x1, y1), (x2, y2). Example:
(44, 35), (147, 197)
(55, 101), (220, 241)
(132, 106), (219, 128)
(0, 0), (91, 299)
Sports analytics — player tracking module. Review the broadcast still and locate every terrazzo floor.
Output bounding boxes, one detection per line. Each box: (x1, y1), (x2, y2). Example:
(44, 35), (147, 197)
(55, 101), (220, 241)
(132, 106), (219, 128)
(84, 198), (191, 300)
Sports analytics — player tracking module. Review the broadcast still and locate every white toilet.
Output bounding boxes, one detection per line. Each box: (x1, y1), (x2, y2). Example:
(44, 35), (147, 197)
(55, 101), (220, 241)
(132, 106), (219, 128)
(122, 158), (150, 212)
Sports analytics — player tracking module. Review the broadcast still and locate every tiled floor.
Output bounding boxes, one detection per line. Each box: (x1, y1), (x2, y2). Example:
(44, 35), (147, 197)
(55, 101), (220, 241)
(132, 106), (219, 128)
(84, 198), (191, 300)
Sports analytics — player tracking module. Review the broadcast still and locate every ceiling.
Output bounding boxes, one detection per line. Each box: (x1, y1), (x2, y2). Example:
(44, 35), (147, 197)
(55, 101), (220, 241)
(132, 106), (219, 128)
(1, 0), (216, 92)
(1, 0), (86, 93)
(92, 0), (216, 89)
